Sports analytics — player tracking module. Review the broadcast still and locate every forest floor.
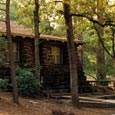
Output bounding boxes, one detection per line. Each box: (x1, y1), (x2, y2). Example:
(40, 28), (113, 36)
(0, 92), (115, 115)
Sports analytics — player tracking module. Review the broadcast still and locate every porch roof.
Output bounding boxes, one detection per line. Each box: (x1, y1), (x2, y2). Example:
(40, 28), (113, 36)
(0, 21), (83, 44)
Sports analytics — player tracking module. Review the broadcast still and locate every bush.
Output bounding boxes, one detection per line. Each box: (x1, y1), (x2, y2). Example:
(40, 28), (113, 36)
(0, 79), (8, 89)
(16, 67), (41, 97)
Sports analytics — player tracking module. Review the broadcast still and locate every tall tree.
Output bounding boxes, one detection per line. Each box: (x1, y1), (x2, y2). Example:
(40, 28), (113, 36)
(13, 0), (66, 36)
(69, 0), (115, 81)
(95, 1), (106, 84)
(33, 0), (41, 94)
(6, 0), (19, 104)
(63, 0), (79, 107)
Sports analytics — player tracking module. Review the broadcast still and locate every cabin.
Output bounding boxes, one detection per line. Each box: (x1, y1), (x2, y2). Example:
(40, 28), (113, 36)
(0, 21), (87, 93)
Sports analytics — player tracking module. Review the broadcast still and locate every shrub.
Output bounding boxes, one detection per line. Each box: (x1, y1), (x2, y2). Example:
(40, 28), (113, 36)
(16, 67), (41, 97)
(0, 79), (8, 89)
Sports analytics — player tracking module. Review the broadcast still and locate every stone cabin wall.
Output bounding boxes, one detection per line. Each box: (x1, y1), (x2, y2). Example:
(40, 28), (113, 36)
(0, 36), (86, 92)
(39, 40), (70, 91)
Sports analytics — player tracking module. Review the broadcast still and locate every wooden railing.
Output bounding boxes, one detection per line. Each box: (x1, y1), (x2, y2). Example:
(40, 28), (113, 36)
(88, 80), (115, 87)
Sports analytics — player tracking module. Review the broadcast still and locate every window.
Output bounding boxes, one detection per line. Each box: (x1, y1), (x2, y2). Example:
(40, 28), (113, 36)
(13, 42), (20, 62)
(51, 46), (63, 64)
(0, 48), (8, 65)
(5, 42), (20, 62)
(0, 37), (20, 66)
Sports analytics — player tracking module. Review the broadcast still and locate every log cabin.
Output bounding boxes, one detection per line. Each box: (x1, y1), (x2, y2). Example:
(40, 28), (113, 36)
(0, 21), (87, 93)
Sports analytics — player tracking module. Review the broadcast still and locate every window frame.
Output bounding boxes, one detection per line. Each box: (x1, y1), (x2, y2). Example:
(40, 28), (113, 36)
(13, 42), (20, 62)
(50, 46), (63, 64)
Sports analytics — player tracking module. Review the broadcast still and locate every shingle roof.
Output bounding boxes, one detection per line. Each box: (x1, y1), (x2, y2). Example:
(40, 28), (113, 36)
(0, 21), (34, 37)
(0, 21), (83, 44)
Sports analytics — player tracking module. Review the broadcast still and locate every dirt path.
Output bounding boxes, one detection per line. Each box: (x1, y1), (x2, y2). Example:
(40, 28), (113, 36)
(0, 92), (115, 115)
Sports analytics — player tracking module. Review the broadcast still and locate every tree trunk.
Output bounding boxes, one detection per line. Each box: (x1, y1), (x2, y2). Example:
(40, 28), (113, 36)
(96, 1), (106, 85)
(6, 0), (19, 104)
(63, 1), (79, 107)
(96, 37), (106, 85)
(33, 0), (41, 92)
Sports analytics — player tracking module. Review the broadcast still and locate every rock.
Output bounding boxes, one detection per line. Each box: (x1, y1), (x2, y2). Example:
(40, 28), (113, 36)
(52, 110), (75, 115)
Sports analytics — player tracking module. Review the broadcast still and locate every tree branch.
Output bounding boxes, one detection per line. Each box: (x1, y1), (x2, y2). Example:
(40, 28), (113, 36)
(93, 23), (113, 58)
(46, 0), (62, 5)
(0, 2), (6, 5)
(0, 8), (6, 12)
(111, 28), (115, 57)
(71, 13), (115, 27)
(57, 3), (115, 58)
(71, 13), (105, 27)
(0, 19), (6, 22)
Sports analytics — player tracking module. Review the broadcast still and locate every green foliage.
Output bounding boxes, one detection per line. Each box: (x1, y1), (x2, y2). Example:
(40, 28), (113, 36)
(105, 55), (115, 75)
(0, 50), (3, 63)
(16, 67), (41, 97)
(10, 0), (18, 20)
(51, 26), (66, 37)
(2, 0), (115, 80)
(0, 37), (7, 64)
(0, 79), (8, 89)
(83, 52), (96, 76)
(0, 37), (7, 48)
(40, 21), (53, 35)
(12, 0), (66, 36)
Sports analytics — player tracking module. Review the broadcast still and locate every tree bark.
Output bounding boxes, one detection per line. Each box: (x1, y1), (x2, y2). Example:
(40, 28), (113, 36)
(96, 1), (106, 85)
(63, 1), (79, 107)
(33, 0), (41, 90)
(6, 0), (19, 104)
(96, 28), (106, 85)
